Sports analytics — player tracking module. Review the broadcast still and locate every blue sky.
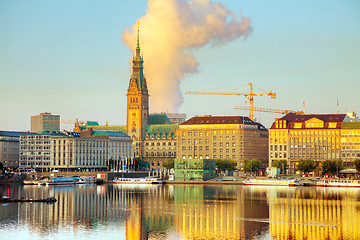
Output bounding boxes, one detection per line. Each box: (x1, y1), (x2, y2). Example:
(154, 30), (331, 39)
(1, 0), (359, 131)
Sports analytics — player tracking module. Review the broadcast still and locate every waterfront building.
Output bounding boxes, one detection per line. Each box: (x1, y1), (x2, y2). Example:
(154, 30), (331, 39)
(19, 130), (133, 171)
(341, 122), (360, 168)
(177, 115), (269, 169)
(31, 112), (60, 133)
(174, 159), (215, 181)
(0, 131), (35, 170)
(269, 113), (360, 173)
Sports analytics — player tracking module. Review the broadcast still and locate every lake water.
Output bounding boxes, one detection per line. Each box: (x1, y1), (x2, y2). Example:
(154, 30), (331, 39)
(1, 183), (360, 240)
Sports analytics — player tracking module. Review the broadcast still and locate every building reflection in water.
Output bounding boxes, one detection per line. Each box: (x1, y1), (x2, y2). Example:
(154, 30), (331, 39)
(3, 184), (360, 239)
(258, 186), (360, 240)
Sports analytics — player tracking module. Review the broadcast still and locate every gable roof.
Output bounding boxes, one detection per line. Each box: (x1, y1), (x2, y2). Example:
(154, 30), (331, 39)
(144, 124), (179, 140)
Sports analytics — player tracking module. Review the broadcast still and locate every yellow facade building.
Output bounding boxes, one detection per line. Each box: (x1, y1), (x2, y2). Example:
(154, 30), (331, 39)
(177, 115), (269, 169)
(269, 113), (360, 173)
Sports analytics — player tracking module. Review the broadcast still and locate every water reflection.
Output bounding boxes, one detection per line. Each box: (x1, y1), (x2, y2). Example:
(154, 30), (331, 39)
(1, 184), (360, 239)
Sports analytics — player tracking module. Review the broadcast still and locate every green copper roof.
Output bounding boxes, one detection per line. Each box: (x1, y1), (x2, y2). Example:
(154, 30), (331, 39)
(131, 25), (145, 90)
(86, 121), (99, 126)
(145, 124), (179, 140)
(84, 125), (127, 133)
(149, 114), (171, 125)
(92, 131), (129, 137)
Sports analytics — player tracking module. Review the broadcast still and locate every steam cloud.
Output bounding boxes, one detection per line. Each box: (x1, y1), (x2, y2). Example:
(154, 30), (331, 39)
(122, 0), (251, 113)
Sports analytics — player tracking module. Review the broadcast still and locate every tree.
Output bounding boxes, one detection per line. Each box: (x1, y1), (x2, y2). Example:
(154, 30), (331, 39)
(216, 159), (237, 172)
(297, 159), (317, 174)
(354, 159), (360, 173)
(244, 159), (261, 173)
(322, 160), (344, 175)
(163, 159), (174, 170)
(271, 160), (288, 174)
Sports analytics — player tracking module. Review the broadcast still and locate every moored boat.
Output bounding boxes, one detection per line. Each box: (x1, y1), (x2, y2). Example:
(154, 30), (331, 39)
(23, 180), (40, 185)
(243, 179), (304, 186)
(0, 196), (56, 203)
(41, 177), (76, 186)
(317, 178), (360, 187)
(75, 176), (96, 184)
(113, 177), (163, 184)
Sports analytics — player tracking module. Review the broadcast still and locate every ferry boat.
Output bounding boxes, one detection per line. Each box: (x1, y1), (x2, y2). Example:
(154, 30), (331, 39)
(317, 178), (360, 187)
(242, 179), (304, 186)
(113, 177), (163, 184)
(40, 177), (76, 186)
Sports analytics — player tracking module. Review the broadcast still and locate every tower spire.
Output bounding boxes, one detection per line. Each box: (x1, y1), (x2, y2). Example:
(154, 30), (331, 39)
(136, 22), (140, 57)
(130, 21), (145, 90)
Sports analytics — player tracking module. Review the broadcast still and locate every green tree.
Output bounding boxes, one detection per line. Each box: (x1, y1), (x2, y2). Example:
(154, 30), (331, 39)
(216, 159), (237, 172)
(163, 159), (175, 170)
(271, 160), (288, 174)
(297, 159), (317, 174)
(244, 159), (261, 173)
(354, 159), (360, 173)
(322, 160), (344, 175)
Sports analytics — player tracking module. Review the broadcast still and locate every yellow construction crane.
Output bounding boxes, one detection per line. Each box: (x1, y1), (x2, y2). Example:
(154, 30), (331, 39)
(234, 106), (304, 115)
(185, 83), (276, 121)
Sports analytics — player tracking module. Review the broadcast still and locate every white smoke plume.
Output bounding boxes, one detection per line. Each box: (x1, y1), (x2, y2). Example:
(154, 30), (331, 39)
(122, 0), (251, 113)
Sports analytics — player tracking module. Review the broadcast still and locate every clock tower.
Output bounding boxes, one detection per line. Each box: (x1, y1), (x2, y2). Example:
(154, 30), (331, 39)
(126, 24), (149, 158)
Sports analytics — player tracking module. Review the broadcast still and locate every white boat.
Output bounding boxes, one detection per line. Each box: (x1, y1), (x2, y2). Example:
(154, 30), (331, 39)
(113, 177), (163, 184)
(317, 178), (360, 187)
(75, 176), (96, 184)
(23, 180), (40, 185)
(40, 177), (76, 186)
(243, 179), (304, 186)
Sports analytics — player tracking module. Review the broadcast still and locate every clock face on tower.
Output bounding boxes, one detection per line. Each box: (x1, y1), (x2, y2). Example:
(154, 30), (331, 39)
(132, 112), (137, 118)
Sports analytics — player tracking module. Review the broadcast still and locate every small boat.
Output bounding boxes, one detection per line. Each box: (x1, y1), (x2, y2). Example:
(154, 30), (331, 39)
(113, 177), (163, 184)
(23, 180), (40, 185)
(243, 179), (304, 186)
(317, 178), (360, 187)
(0, 196), (57, 203)
(75, 176), (96, 184)
(40, 177), (76, 186)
